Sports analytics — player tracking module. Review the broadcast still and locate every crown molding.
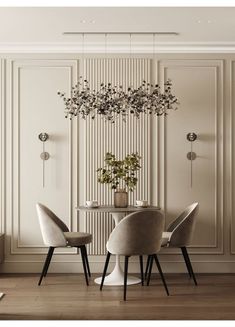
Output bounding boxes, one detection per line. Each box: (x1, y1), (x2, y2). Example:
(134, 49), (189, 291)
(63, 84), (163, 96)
(1, 42), (235, 53)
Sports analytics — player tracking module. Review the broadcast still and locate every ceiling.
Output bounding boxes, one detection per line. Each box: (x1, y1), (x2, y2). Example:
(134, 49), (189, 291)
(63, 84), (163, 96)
(1, 7), (235, 52)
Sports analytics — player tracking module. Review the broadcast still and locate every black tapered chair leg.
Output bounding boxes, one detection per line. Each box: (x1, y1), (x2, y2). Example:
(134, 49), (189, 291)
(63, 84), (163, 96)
(38, 247), (54, 286)
(44, 247), (54, 277)
(84, 245), (91, 277)
(139, 255), (144, 286)
(80, 246), (89, 286)
(181, 247), (192, 279)
(124, 256), (129, 301)
(183, 247), (198, 286)
(153, 254), (169, 296)
(100, 252), (111, 291)
(147, 255), (154, 286)
(145, 255), (151, 279)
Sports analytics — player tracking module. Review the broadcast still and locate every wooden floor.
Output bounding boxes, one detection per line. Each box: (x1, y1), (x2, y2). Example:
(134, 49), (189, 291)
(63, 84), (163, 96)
(0, 273), (235, 320)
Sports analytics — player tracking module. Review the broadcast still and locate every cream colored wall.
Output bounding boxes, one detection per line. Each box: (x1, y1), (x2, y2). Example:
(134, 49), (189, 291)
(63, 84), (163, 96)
(0, 53), (234, 273)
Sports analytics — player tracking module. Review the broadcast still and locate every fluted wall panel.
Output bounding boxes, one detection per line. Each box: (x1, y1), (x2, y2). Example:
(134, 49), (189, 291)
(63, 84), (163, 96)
(82, 58), (151, 255)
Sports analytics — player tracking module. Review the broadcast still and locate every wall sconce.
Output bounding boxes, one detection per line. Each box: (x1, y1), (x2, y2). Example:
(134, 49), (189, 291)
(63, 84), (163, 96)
(186, 132), (197, 188)
(38, 133), (50, 187)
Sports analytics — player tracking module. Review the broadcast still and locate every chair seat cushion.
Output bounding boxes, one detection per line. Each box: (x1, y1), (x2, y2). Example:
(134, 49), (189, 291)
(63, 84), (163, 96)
(64, 232), (92, 247)
(161, 232), (172, 247)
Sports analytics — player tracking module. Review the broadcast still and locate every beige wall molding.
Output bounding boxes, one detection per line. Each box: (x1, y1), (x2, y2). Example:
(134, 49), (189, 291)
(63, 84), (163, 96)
(3, 259), (235, 274)
(158, 59), (224, 255)
(8, 59), (78, 255)
(0, 59), (5, 235)
(230, 60), (235, 254)
(1, 43), (235, 54)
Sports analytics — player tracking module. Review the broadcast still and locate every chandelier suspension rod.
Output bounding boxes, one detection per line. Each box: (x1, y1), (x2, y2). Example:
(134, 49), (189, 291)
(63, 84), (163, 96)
(63, 32), (179, 35)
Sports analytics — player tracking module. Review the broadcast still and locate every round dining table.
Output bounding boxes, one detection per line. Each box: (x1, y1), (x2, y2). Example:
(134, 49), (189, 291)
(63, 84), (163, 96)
(77, 205), (161, 286)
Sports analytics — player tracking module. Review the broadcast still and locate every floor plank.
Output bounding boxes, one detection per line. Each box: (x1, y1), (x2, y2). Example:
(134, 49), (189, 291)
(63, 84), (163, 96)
(0, 273), (235, 320)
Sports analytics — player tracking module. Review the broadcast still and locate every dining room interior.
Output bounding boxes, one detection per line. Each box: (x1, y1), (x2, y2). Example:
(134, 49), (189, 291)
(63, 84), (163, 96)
(0, 2), (235, 322)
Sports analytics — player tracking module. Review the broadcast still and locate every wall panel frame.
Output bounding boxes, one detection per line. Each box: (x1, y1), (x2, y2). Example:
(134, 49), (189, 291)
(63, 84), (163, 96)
(157, 59), (224, 255)
(0, 59), (6, 235)
(8, 59), (78, 254)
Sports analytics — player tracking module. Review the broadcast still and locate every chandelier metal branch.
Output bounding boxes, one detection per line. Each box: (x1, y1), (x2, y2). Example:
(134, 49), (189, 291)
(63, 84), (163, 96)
(58, 32), (179, 122)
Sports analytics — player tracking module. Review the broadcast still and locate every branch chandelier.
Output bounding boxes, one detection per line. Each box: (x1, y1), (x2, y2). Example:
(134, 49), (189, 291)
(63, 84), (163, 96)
(58, 32), (180, 122)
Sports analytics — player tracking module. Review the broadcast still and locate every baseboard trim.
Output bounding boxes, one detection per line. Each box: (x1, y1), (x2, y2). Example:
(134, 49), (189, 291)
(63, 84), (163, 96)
(2, 260), (235, 274)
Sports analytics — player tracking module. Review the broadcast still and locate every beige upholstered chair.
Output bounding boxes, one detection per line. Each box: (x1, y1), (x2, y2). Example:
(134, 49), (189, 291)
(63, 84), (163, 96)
(100, 210), (169, 301)
(146, 202), (199, 285)
(36, 203), (92, 286)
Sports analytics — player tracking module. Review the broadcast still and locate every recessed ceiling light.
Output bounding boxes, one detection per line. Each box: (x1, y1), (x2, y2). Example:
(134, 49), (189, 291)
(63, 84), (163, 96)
(80, 20), (86, 24)
(197, 20), (201, 24)
(90, 20), (96, 24)
(207, 20), (212, 24)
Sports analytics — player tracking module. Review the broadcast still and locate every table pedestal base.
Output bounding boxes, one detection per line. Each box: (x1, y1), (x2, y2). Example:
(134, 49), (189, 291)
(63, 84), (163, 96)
(94, 255), (141, 286)
(94, 275), (140, 286)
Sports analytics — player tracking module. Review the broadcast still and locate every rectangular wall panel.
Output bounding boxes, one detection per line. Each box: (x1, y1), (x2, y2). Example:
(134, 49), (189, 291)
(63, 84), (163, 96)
(79, 58), (151, 255)
(158, 59), (223, 254)
(10, 59), (77, 254)
(0, 59), (5, 234)
(230, 60), (235, 253)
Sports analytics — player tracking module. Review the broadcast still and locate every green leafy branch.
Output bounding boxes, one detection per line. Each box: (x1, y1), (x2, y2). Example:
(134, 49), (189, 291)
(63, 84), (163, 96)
(97, 152), (141, 192)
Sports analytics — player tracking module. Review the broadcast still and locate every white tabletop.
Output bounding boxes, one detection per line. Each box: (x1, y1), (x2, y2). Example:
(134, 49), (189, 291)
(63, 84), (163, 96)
(76, 205), (161, 212)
